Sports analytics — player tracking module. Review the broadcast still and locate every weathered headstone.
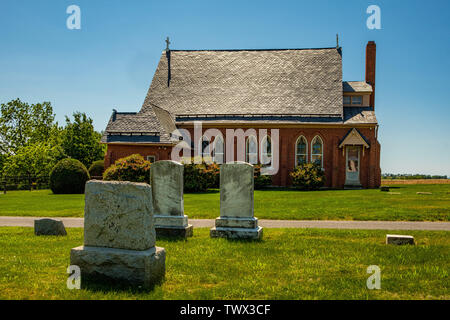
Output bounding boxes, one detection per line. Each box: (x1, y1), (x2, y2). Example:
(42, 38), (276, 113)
(34, 219), (67, 236)
(70, 180), (165, 288)
(150, 160), (193, 238)
(386, 234), (415, 245)
(210, 162), (263, 239)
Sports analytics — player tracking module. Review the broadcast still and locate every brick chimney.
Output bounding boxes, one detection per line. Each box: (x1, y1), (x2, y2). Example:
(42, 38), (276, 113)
(365, 41), (376, 108)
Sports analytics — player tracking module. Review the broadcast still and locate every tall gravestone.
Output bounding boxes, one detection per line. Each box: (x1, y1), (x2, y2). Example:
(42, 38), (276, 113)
(70, 180), (165, 288)
(210, 162), (263, 239)
(150, 160), (193, 238)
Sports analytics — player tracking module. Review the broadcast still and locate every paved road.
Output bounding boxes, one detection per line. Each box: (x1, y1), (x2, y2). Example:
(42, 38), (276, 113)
(0, 216), (449, 231)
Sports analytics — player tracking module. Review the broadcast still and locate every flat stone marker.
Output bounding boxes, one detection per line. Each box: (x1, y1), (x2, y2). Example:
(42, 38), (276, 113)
(386, 234), (415, 245)
(70, 180), (165, 288)
(34, 219), (67, 236)
(150, 160), (193, 238)
(416, 192), (432, 195)
(210, 162), (263, 240)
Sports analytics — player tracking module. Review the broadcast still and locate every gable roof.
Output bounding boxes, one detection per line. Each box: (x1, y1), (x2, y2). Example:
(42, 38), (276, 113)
(101, 106), (175, 144)
(339, 128), (371, 148)
(140, 48), (343, 117)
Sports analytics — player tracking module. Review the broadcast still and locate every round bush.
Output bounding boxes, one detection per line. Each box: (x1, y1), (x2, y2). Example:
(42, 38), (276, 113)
(183, 163), (211, 193)
(289, 163), (325, 190)
(103, 154), (151, 184)
(204, 163), (220, 189)
(88, 159), (105, 177)
(50, 158), (90, 194)
(254, 164), (272, 189)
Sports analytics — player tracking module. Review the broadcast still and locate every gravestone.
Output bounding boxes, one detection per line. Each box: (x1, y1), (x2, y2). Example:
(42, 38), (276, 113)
(210, 162), (263, 240)
(34, 219), (67, 236)
(70, 180), (165, 288)
(150, 160), (193, 238)
(386, 234), (415, 245)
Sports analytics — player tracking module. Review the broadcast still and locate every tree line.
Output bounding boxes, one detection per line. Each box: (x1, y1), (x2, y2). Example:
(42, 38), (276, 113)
(0, 99), (105, 178)
(382, 173), (448, 180)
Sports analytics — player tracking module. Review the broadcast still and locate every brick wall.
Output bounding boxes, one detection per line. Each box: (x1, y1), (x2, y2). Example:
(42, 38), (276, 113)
(105, 126), (381, 189)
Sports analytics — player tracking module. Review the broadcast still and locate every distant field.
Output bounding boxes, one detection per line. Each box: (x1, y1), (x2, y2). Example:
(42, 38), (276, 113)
(0, 184), (449, 221)
(382, 179), (450, 185)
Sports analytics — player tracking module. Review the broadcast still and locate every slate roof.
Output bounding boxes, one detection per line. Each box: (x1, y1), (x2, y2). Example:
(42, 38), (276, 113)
(103, 47), (378, 144)
(343, 81), (372, 93)
(140, 48), (343, 117)
(174, 107), (377, 125)
(343, 107), (377, 124)
(101, 106), (174, 144)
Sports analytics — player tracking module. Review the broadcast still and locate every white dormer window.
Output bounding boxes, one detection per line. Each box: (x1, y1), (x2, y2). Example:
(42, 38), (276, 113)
(352, 96), (362, 105)
(343, 95), (363, 105)
(343, 96), (351, 104)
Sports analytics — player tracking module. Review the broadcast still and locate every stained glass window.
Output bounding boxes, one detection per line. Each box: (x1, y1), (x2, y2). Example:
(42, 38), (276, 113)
(261, 136), (272, 166)
(311, 136), (323, 167)
(246, 136), (258, 164)
(295, 136), (307, 166)
(214, 136), (224, 164)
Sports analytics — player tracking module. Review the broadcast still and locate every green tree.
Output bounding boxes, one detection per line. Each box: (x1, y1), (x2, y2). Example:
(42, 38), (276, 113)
(2, 142), (66, 177)
(61, 112), (105, 168)
(0, 99), (59, 154)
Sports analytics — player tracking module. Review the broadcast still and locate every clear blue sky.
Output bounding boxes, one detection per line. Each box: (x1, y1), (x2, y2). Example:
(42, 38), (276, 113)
(0, 0), (449, 175)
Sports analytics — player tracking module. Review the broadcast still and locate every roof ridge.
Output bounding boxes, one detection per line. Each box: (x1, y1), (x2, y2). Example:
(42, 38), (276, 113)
(168, 47), (338, 52)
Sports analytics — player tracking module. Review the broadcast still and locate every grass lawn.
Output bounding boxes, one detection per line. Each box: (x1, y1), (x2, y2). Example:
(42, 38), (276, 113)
(0, 184), (449, 221)
(0, 227), (448, 299)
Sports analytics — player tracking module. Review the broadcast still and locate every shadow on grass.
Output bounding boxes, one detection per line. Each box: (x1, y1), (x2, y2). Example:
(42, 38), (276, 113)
(185, 189), (220, 195)
(221, 237), (265, 244)
(81, 274), (164, 293)
(256, 187), (349, 192)
(155, 235), (190, 243)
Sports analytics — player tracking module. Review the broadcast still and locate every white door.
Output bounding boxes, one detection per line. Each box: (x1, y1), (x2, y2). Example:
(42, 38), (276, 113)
(345, 146), (360, 186)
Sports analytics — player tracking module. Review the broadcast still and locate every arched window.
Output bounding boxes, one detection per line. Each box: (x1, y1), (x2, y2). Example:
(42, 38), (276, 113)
(311, 136), (323, 167)
(260, 135), (272, 166)
(295, 136), (307, 167)
(213, 135), (224, 164)
(200, 135), (211, 161)
(246, 136), (258, 164)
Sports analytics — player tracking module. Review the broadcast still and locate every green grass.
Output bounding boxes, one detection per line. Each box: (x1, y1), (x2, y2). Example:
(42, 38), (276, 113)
(1, 184), (449, 221)
(0, 227), (448, 299)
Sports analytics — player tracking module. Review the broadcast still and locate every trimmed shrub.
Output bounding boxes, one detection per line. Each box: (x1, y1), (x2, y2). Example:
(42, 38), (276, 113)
(204, 163), (220, 189)
(183, 163), (211, 193)
(88, 159), (105, 177)
(289, 163), (325, 190)
(254, 165), (272, 189)
(103, 154), (151, 184)
(50, 158), (90, 194)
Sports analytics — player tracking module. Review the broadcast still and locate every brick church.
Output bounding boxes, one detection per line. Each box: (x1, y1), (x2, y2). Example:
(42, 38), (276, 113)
(102, 40), (381, 189)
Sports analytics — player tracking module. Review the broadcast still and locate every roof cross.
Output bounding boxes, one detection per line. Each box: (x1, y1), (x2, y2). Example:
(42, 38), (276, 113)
(165, 37), (171, 51)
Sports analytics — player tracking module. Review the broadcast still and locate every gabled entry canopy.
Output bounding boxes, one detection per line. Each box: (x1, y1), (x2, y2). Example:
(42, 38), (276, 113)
(339, 128), (370, 149)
